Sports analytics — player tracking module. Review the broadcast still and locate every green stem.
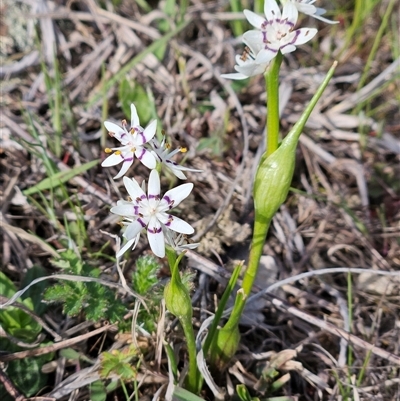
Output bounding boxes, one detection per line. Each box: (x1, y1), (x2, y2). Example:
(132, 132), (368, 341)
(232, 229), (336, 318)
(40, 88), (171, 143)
(203, 261), (243, 357)
(165, 247), (200, 393)
(265, 52), (283, 157)
(180, 314), (200, 393)
(242, 216), (271, 296)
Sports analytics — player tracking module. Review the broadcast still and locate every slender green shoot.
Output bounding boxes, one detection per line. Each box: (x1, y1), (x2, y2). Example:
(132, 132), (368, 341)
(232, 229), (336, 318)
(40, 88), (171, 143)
(356, 349), (372, 387)
(346, 272), (353, 368)
(229, 0), (245, 37)
(203, 261), (243, 356)
(355, 0), (396, 114)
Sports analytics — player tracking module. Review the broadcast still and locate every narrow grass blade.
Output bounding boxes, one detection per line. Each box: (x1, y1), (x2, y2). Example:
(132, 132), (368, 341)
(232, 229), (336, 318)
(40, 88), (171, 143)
(23, 159), (99, 195)
(88, 19), (191, 106)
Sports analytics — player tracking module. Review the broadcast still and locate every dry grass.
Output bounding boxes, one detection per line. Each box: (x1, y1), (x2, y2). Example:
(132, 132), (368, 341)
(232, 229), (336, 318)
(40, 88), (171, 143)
(1, 0), (399, 400)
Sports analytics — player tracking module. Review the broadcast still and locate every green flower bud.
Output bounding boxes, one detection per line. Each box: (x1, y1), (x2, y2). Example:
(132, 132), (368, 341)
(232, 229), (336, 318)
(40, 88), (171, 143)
(253, 136), (297, 221)
(254, 61), (337, 222)
(164, 279), (192, 321)
(209, 289), (245, 369)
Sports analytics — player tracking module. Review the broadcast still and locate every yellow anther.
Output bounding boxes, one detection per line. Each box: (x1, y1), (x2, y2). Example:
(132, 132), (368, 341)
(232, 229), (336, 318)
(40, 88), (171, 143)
(127, 196), (132, 202)
(114, 150), (122, 155)
(131, 147), (136, 152)
(166, 143), (171, 150)
(104, 148), (112, 153)
(180, 147), (187, 153)
(130, 128), (136, 134)
(121, 119), (127, 126)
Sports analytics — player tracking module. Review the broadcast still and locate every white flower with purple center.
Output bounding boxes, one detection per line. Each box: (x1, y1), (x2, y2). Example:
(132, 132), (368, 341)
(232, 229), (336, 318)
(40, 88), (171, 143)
(221, 37), (269, 80)
(111, 170), (194, 258)
(243, 0), (318, 65)
(102, 104), (157, 179)
(281, 0), (339, 24)
(150, 136), (202, 180)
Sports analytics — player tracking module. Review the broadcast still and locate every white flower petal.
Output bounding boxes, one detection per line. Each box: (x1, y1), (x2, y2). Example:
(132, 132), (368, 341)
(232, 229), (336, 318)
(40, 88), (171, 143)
(101, 153), (123, 167)
(148, 170), (161, 199)
(142, 120), (157, 143)
(162, 183), (193, 209)
(104, 121), (124, 136)
(110, 204), (136, 217)
(130, 104), (140, 128)
(282, 2), (298, 25)
(221, 72), (250, 80)
(264, 0), (281, 21)
(296, 3), (317, 15)
(147, 219), (165, 257)
(168, 167), (187, 180)
(243, 9), (265, 28)
(116, 237), (137, 258)
(236, 62), (267, 77)
(312, 12), (339, 24)
(243, 30), (263, 48)
(123, 176), (146, 200)
(135, 148), (157, 169)
(124, 220), (145, 240)
(255, 49), (277, 64)
(158, 214), (194, 235)
(114, 159), (134, 179)
(292, 27), (318, 45)
(281, 44), (296, 54)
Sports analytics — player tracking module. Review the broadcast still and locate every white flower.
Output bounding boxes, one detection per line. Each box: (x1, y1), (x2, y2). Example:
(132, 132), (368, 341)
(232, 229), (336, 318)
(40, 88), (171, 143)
(281, 0), (339, 24)
(150, 136), (202, 179)
(111, 170), (194, 258)
(164, 231), (199, 254)
(117, 217), (141, 258)
(221, 38), (269, 80)
(101, 104), (157, 179)
(243, 0), (318, 65)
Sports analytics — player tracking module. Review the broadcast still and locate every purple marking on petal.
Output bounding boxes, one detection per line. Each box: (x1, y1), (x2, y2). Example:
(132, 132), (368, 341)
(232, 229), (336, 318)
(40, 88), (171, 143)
(166, 160), (178, 166)
(164, 215), (174, 227)
(148, 194), (160, 200)
(136, 147), (146, 160)
(263, 45), (279, 53)
(133, 206), (140, 215)
(163, 195), (172, 204)
(137, 218), (147, 228)
(123, 157), (134, 162)
(137, 129), (146, 144)
(283, 29), (301, 48)
(148, 226), (162, 234)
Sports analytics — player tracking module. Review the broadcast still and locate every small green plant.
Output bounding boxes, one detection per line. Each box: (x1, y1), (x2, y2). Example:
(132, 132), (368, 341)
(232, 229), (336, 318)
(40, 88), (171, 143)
(132, 255), (163, 333)
(0, 272), (52, 398)
(99, 345), (139, 400)
(44, 250), (127, 323)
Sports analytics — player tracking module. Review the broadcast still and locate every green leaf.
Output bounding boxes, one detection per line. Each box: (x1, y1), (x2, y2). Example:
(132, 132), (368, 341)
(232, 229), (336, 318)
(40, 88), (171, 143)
(23, 159), (99, 195)
(0, 273), (42, 342)
(100, 347), (137, 380)
(20, 265), (48, 315)
(90, 380), (108, 401)
(0, 271), (17, 298)
(172, 386), (206, 401)
(119, 79), (152, 126)
(60, 348), (81, 360)
(8, 357), (48, 397)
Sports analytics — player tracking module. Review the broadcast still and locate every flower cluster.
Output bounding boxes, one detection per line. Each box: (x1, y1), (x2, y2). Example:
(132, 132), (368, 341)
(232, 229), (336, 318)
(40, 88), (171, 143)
(102, 104), (200, 258)
(222, 0), (337, 80)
